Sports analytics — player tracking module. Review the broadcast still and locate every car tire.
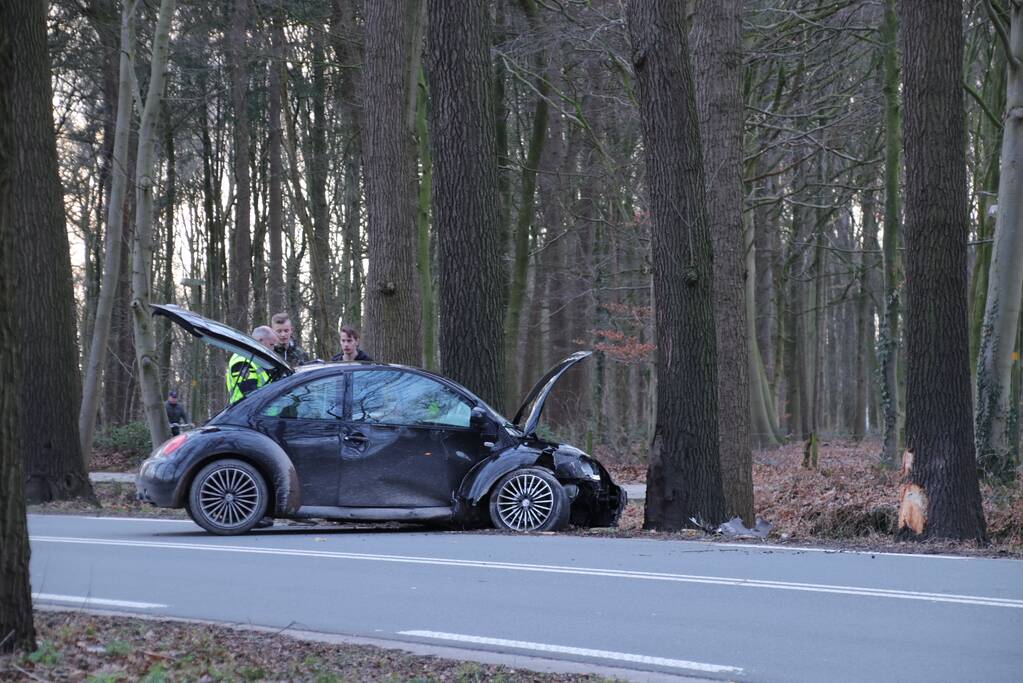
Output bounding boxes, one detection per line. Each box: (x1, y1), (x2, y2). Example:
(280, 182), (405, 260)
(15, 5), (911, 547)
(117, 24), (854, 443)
(188, 459), (269, 535)
(489, 467), (570, 533)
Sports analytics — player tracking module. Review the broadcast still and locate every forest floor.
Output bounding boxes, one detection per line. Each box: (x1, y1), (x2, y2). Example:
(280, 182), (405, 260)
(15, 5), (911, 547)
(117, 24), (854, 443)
(0, 611), (613, 682)
(595, 439), (1023, 558)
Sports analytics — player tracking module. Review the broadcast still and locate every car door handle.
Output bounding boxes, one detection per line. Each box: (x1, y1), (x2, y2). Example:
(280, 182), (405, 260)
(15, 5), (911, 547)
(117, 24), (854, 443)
(343, 432), (369, 444)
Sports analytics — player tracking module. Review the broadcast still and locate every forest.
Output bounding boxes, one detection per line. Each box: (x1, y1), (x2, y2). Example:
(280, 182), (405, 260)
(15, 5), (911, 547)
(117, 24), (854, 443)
(3, 0), (1022, 615)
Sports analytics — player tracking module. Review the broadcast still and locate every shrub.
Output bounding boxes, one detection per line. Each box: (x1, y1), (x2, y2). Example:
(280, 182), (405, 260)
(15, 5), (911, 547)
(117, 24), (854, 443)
(94, 421), (152, 461)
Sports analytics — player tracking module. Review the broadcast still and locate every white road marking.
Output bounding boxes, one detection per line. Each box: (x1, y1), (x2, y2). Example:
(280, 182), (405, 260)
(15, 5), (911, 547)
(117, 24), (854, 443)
(32, 592), (166, 609)
(80, 516), (192, 524)
(31, 535), (1023, 609)
(398, 630), (744, 674)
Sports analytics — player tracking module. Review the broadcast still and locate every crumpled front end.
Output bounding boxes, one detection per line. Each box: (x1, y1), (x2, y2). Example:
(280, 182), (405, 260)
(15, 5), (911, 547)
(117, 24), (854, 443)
(553, 445), (627, 527)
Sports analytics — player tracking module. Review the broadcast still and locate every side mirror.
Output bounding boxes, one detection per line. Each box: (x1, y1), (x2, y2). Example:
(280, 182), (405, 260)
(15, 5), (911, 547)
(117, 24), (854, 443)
(470, 406), (499, 442)
(470, 406), (488, 428)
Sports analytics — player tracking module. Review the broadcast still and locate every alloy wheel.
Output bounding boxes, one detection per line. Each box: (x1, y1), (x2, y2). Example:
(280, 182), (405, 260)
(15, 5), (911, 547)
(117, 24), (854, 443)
(495, 472), (555, 531)
(198, 466), (261, 528)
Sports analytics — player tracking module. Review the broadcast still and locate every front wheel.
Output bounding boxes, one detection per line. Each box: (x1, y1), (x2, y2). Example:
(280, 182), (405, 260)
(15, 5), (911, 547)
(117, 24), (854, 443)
(188, 459), (268, 535)
(489, 467), (570, 532)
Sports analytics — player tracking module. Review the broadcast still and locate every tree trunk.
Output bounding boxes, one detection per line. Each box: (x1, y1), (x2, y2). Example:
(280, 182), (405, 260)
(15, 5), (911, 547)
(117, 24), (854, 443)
(131, 0), (176, 448)
(854, 190), (879, 440)
(692, 0), (753, 525)
(308, 26), (334, 358)
(880, 0), (903, 466)
(747, 211), (781, 448)
(362, 0), (423, 365)
(975, 3), (1023, 481)
(158, 99), (175, 392)
(897, 0), (986, 542)
(228, 0), (251, 331)
(0, 1), (35, 650)
(267, 11), (285, 315)
(502, 0), (550, 411)
(10, 0), (95, 504)
(628, 0), (726, 531)
(416, 69), (437, 370)
(80, 1), (136, 459)
(425, 0), (505, 409)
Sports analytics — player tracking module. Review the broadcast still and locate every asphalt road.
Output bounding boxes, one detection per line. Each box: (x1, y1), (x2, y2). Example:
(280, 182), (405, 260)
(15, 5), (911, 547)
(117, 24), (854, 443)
(27, 514), (1023, 682)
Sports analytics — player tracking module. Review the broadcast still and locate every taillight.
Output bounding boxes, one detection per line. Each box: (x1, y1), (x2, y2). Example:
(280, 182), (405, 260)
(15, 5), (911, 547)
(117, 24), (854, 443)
(159, 434), (188, 457)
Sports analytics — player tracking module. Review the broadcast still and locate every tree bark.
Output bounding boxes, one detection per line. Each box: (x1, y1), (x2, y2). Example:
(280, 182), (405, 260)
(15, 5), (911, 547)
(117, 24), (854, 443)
(897, 0), (986, 542)
(425, 0), (505, 408)
(362, 0), (423, 365)
(131, 0), (176, 448)
(10, 0), (95, 504)
(975, 2), (1023, 480)
(0, 0), (35, 650)
(628, 0), (727, 531)
(692, 0), (753, 524)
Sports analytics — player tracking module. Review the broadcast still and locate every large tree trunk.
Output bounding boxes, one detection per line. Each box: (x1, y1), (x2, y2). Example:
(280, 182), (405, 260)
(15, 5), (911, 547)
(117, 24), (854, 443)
(131, 0), (176, 448)
(897, 0), (986, 542)
(362, 0), (423, 365)
(628, 0), (726, 531)
(975, 3), (1023, 481)
(11, 0), (95, 504)
(425, 0), (504, 408)
(80, 2), (136, 458)
(0, 1), (35, 650)
(228, 0), (251, 331)
(692, 0), (753, 524)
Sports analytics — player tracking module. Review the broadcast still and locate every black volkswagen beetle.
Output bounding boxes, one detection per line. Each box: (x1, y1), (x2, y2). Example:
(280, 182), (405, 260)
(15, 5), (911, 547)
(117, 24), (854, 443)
(137, 305), (626, 535)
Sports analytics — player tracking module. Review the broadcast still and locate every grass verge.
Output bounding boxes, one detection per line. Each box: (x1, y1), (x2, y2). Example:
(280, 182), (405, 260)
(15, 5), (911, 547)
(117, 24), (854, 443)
(0, 611), (613, 682)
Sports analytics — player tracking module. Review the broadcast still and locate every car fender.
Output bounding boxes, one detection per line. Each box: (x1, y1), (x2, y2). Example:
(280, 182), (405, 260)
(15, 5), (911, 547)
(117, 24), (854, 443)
(458, 445), (551, 505)
(169, 426), (300, 514)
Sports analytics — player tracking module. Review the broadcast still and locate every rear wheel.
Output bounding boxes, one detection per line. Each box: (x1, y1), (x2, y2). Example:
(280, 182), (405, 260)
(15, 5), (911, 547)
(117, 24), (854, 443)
(489, 467), (570, 532)
(188, 459), (268, 535)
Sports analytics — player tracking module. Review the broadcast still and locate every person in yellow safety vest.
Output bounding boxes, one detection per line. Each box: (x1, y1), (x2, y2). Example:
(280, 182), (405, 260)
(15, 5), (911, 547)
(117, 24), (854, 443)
(226, 326), (278, 403)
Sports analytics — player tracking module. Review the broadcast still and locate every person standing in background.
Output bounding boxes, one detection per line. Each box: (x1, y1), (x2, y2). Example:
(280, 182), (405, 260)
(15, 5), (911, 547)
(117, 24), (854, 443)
(332, 324), (373, 362)
(270, 312), (310, 368)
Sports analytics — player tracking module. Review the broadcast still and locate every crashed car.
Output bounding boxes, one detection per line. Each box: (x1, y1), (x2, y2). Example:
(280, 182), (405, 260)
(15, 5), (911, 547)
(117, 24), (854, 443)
(136, 304), (626, 535)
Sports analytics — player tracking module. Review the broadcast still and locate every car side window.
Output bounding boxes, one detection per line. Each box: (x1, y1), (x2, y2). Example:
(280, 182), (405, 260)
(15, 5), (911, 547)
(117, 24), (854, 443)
(261, 376), (344, 420)
(351, 370), (472, 428)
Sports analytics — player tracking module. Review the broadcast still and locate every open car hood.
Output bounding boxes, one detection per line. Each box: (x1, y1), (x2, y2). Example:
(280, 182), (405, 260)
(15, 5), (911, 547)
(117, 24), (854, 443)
(151, 304), (292, 378)
(512, 350), (592, 437)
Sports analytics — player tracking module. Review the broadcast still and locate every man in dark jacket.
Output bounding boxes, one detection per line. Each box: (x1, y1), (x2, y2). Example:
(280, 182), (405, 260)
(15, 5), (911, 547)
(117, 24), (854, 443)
(270, 312), (311, 368)
(165, 390), (189, 435)
(331, 324), (373, 362)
